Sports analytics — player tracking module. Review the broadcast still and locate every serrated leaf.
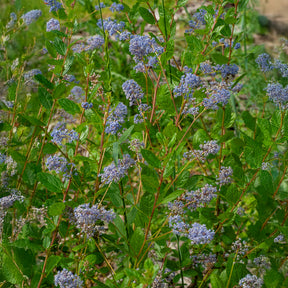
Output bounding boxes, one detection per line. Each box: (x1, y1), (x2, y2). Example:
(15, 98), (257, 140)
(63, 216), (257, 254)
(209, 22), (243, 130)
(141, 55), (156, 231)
(141, 149), (161, 168)
(34, 74), (54, 90)
(48, 202), (65, 216)
(161, 190), (184, 204)
(37, 172), (63, 193)
(53, 83), (66, 99)
(139, 7), (155, 24)
(45, 40), (57, 58)
(185, 34), (203, 53)
(130, 227), (145, 257)
(211, 53), (229, 64)
(53, 37), (67, 56)
(58, 99), (81, 115)
(45, 255), (61, 276)
(38, 87), (53, 109)
(118, 125), (134, 144)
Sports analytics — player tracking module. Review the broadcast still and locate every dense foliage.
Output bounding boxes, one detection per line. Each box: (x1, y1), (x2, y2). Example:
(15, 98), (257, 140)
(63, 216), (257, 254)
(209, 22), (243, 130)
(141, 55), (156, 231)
(0, 0), (288, 287)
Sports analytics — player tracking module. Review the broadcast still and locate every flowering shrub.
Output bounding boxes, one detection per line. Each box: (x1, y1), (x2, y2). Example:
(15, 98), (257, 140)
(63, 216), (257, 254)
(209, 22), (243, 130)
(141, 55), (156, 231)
(0, 0), (288, 287)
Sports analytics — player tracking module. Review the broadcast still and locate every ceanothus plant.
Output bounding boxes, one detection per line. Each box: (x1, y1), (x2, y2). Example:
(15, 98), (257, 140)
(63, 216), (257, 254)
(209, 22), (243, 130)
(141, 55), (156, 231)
(0, 0), (287, 287)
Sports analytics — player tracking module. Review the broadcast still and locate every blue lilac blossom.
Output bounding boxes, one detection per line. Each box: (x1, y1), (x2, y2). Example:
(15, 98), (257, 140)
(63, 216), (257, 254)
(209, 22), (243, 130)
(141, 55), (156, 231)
(122, 79), (144, 105)
(110, 2), (124, 12)
(0, 191), (24, 209)
(119, 31), (131, 41)
(21, 10), (42, 25)
(214, 64), (239, 78)
(255, 53), (274, 72)
(70, 86), (85, 103)
(99, 154), (135, 184)
(50, 123), (79, 146)
(134, 114), (144, 124)
(129, 35), (164, 62)
(266, 82), (288, 106)
(188, 223), (215, 245)
(97, 18), (125, 36)
(274, 59), (288, 77)
(274, 234), (285, 243)
(44, 0), (62, 12)
(238, 274), (263, 288)
(46, 18), (60, 32)
(168, 214), (188, 236)
(6, 12), (17, 29)
(54, 269), (83, 288)
(186, 9), (207, 33)
(81, 102), (93, 109)
(174, 72), (201, 99)
(185, 184), (217, 211)
(95, 2), (106, 10)
(203, 86), (231, 110)
(217, 166), (233, 185)
(105, 102), (127, 134)
(74, 203), (116, 237)
(23, 69), (42, 85)
(84, 35), (105, 51)
(253, 255), (271, 270)
(45, 155), (75, 178)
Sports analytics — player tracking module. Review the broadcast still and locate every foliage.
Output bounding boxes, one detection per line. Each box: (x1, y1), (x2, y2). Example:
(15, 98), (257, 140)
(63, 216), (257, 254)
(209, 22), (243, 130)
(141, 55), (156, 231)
(0, 0), (287, 287)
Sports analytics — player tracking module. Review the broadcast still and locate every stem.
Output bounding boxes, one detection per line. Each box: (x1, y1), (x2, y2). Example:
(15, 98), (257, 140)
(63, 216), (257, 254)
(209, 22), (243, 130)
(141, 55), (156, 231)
(177, 235), (185, 288)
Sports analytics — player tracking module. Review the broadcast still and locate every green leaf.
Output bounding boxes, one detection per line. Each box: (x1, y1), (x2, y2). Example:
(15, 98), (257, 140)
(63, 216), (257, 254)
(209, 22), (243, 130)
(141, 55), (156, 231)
(53, 37), (67, 56)
(45, 40), (57, 58)
(211, 53), (229, 64)
(37, 172), (63, 193)
(53, 83), (66, 99)
(185, 34), (203, 53)
(2, 252), (24, 284)
(45, 255), (61, 276)
(130, 227), (145, 257)
(141, 149), (161, 168)
(48, 202), (65, 216)
(118, 125), (134, 144)
(242, 111), (256, 131)
(160, 190), (184, 204)
(139, 7), (155, 24)
(210, 273), (224, 288)
(140, 192), (154, 217)
(34, 74), (54, 90)
(38, 87), (53, 110)
(58, 99), (81, 115)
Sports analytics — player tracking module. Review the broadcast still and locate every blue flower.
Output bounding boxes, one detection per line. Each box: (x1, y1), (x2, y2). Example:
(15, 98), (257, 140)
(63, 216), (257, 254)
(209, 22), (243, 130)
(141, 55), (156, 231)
(21, 10), (42, 25)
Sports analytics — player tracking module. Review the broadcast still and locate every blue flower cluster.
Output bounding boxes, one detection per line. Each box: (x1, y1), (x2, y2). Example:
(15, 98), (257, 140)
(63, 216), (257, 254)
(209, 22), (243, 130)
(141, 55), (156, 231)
(50, 123), (79, 146)
(184, 140), (220, 162)
(46, 18), (60, 32)
(0, 190), (24, 209)
(255, 53), (274, 72)
(69, 86), (85, 103)
(129, 35), (164, 61)
(238, 274), (263, 288)
(217, 166), (233, 185)
(95, 2), (106, 10)
(266, 82), (288, 107)
(21, 10), (42, 25)
(97, 18), (125, 36)
(174, 70), (201, 99)
(185, 184), (217, 211)
(54, 269), (83, 288)
(105, 102), (127, 134)
(72, 35), (104, 53)
(186, 9), (207, 33)
(45, 155), (75, 179)
(203, 85), (231, 110)
(99, 154), (135, 184)
(122, 79), (144, 106)
(188, 223), (215, 245)
(81, 102), (93, 109)
(110, 2), (124, 12)
(74, 203), (116, 237)
(6, 12), (17, 29)
(44, 0), (62, 12)
(214, 64), (239, 78)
